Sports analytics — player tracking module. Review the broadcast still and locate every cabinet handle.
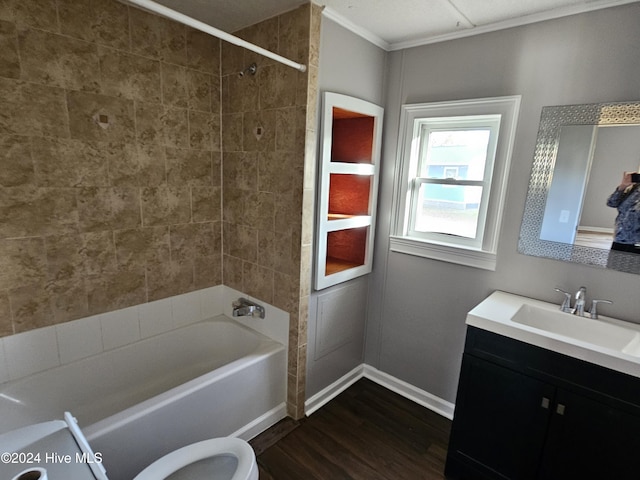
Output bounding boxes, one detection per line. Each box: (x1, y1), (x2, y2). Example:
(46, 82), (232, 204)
(556, 403), (566, 415)
(541, 397), (550, 409)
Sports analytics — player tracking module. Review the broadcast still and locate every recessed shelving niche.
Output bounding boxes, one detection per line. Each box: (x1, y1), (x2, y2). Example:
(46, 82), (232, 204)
(315, 92), (384, 290)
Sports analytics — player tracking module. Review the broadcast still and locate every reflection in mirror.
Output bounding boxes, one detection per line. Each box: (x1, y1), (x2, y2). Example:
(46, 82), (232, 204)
(519, 101), (640, 274)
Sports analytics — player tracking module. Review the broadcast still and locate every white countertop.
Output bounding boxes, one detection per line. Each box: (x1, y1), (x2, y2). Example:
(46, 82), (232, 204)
(466, 291), (640, 379)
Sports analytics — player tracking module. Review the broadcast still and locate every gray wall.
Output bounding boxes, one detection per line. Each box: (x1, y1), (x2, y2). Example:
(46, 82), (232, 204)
(367, 3), (640, 404)
(306, 17), (387, 398)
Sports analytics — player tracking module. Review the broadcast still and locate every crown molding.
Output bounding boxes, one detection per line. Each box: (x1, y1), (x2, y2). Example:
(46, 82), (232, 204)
(321, 6), (390, 51)
(321, 0), (639, 52)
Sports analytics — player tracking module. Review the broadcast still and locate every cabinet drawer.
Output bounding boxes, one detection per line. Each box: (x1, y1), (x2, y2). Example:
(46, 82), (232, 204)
(465, 326), (640, 413)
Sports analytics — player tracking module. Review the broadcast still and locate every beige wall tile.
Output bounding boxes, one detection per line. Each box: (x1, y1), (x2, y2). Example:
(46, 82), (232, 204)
(0, 238), (46, 291)
(222, 254), (243, 291)
(86, 266), (146, 315)
(243, 109), (276, 152)
(166, 148), (213, 186)
(0, 20), (19, 79)
(4, 0), (58, 33)
(31, 137), (109, 188)
(109, 143), (166, 187)
(0, 0), (223, 339)
(11, 283), (54, 332)
(244, 191), (275, 232)
(82, 231), (117, 276)
(18, 29), (100, 92)
(141, 185), (191, 226)
(162, 107), (190, 149)
(194, 252), (222, 288)
(191, 186), (221, 223)
(0, 187), (78, 238)
(161, 63), (189, 108)
(186, 29), (219, 74)
(146, 260), (193, 301)
(114, 226), (170, 269)
(243, 262), (274, 303)
(44, 234), (85, 284)
(134, 101), (164, 145)
(227, 224), (258, 262)
(258, 230), (276, 269)
(222, 71), (259, 114)
(58, 0), (130, 50)
(0, 135), (34, 187)
(0, 80), (70, 137)
(99, 47), (161, 102)
(77, 187), (140, 232)
(49, 280), (89, 323)
(0, 293), (12, 336)
(186, 69), (212, 112)
(188, 110), (217, 151)
(130, 7), (186, 64)
(68, 91), (135, 142)
(221, 41), (245, 77)
(221, 113), (243, 152)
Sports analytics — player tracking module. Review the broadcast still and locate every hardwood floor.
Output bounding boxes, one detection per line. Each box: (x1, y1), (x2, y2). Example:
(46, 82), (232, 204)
(250, 378), (452, 479)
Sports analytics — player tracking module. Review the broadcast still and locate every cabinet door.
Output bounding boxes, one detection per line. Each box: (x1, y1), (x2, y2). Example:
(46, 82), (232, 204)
(539, 389), (640, 479)
(448, 355), (552, 480)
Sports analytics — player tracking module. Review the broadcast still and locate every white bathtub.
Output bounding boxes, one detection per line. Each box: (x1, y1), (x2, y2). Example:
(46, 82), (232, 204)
(0, 316), (286, 480)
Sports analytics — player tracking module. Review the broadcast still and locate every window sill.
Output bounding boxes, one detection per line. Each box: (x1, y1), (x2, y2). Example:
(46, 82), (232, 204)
(389, 236), (497, 271)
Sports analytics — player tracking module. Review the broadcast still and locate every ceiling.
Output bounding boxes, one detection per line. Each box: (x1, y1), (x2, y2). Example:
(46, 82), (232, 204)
(154, 0), (638, 50)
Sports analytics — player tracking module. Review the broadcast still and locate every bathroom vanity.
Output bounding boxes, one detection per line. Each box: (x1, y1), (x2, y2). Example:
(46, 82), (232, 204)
(445, 292), (640, 480)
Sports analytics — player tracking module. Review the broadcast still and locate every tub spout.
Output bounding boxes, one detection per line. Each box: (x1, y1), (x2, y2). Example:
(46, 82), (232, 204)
(232, 298), (265, 319)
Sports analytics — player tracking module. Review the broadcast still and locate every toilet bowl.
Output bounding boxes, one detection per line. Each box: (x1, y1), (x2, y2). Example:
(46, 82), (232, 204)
(133, 437), (259, 480)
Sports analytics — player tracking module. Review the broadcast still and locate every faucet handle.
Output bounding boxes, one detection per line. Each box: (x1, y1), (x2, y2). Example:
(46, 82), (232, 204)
(554, 287), (572, 313)
(588, 299), (613, 319)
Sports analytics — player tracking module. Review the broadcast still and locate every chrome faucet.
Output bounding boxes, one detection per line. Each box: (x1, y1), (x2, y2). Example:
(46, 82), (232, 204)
(232, 297), (265, 319)
(554, 287), (573, 313)
(587, 299), (613, 319)
(573, 286), (586, 316)
(555, 286), (612, 319)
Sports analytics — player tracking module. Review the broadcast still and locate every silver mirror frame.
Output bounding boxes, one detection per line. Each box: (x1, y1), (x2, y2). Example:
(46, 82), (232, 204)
(518, 100), (640, 273)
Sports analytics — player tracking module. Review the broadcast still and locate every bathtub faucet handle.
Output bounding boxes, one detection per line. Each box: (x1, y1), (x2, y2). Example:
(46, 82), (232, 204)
(232, 297), (266, 319)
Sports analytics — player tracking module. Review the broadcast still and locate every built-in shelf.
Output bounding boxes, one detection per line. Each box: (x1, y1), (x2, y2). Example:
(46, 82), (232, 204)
(315, 92), (384, 290)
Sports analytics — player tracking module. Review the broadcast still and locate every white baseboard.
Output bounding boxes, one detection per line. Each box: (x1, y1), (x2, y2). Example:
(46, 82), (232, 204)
(232, 403), (288, 440)
(304, 364), (455, 420)
(362, 365), (455, 420)
(304, 365), (365, 416)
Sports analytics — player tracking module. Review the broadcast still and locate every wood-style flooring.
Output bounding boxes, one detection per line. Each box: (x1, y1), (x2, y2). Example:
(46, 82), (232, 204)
(250, 378), (452, 480)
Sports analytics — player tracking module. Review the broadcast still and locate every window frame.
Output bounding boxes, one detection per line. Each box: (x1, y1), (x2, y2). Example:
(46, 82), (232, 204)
(390, 96), (521, 270)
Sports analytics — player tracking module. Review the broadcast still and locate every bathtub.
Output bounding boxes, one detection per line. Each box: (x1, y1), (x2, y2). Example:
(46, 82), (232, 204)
(0, 316), (287, 480)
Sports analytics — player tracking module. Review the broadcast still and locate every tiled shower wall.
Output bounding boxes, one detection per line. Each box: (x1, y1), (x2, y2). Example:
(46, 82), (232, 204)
(221, 4), (321, 419)
(0, 0), (320, 419)
(0, 0), (222, 335)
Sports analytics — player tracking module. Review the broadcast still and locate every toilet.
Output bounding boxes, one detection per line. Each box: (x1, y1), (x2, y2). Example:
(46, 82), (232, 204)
(133, 437), (259, 480)
(0, 413), (258, 480)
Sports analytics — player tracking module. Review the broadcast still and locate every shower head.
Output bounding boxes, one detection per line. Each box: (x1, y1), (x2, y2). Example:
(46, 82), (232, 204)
(238, 63), (257, 78)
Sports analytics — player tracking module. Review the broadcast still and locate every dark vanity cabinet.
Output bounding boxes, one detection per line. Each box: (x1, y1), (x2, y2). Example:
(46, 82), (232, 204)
(445, 327), (640, 479)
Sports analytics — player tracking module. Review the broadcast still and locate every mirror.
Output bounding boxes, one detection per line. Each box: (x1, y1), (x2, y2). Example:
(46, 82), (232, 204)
(519, 100), (640, 274)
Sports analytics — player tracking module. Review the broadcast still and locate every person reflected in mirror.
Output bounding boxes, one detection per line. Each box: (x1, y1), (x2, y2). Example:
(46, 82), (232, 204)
(607, 171), (640, 253)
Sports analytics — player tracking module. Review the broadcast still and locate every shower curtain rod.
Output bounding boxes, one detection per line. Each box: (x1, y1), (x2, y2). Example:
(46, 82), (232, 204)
(124, 0), (307, 72)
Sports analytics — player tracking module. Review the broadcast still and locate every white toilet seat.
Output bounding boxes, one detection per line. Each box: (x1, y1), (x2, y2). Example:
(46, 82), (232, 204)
(133, 437), (259, 480)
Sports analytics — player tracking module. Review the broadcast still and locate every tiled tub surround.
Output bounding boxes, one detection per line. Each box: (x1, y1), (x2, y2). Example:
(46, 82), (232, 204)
(0, 287), (288, 480)
(0, 285), (289, 385)
(0, 0), (223, 336)
(0, 0), (321, 419)
(221, 4), (322, 419)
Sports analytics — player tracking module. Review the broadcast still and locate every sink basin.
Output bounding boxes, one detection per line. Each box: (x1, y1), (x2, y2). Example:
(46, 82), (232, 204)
(511, 304), (640, 356)
(466, 291), (640, 379)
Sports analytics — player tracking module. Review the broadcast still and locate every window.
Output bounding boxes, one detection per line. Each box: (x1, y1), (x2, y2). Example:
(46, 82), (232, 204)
(391, 96), (521, 270)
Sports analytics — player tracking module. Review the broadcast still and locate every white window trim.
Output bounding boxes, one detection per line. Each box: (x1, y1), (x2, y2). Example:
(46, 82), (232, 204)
(390, 96), (521, 270)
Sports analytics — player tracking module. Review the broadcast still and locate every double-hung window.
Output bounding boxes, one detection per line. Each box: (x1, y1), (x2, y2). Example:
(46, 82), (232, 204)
(391, 96), (521, 270)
